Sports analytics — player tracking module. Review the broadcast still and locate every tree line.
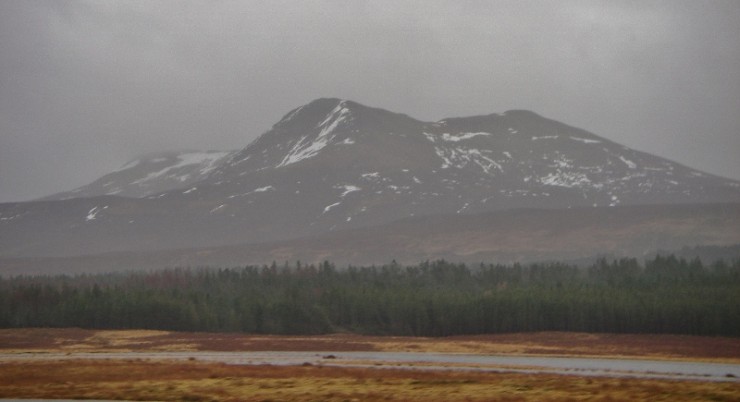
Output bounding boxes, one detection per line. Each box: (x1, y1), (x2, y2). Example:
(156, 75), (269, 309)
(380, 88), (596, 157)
(1, 255), (738, 336)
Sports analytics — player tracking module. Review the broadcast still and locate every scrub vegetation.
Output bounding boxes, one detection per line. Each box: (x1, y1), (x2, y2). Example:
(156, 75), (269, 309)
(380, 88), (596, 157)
(1, 359), (739, 402)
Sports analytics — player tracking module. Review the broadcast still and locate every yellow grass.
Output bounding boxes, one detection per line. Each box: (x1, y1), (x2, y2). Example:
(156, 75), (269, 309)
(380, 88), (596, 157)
(3, 329), (740, 363)
(2, 330), (739, 401)
(374, 338), (560, 354)
(71, 329), (171, 349)
(0, 360), (738, 402)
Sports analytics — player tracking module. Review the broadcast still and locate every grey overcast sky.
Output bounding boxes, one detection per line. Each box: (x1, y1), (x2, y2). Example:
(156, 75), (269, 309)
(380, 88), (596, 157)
(1, 1), (739, 202)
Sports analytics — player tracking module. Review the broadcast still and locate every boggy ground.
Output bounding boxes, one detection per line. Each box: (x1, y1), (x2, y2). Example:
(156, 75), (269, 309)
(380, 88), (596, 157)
(1, 329), (739, 401)
(1, 328), (739, 362)
(1, 359), (739, 401)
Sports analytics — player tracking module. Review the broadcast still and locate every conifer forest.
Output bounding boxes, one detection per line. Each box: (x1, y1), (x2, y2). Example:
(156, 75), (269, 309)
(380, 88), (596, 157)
(2, 255), (738, 337)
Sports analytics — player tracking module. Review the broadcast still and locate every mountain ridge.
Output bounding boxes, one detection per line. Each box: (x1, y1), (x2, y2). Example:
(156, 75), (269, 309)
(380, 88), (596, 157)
(42, 98), (740, 201)
(44, 150), (235, 200)
(2, 98), (739, 261)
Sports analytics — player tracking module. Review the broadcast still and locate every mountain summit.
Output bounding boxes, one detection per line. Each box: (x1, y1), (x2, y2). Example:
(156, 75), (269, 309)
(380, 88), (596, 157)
(195, 98), (740, 219)
(1, 99), (739, 259)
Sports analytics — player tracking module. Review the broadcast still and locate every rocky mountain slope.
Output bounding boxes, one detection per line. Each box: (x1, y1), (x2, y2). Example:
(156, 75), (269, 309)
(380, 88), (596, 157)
(193, 98), (740, 225)
(44, 150), (234, 200)
(1, 98), (739, 260)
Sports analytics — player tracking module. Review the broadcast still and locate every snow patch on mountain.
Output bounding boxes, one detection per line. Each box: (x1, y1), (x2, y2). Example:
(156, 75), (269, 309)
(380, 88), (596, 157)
(570, 136), (601, 144)
(338, 185), (361, 197)
(456, 202), (469, 214)
(435, 147), (454, 169)
(434, 146), (502, 174)
(278, 102), (351, 167)
(227, 185), (276, 199)
(441, 132), (492, 142)
(423, 132), (437, 143)
(619, 155), (637, 169)
(0, 213), (23, 222)
(467, 149), (503, 174)
(540, 172), (591, 188)
(131, 152), (230, 185)
(551, 155), (575, 169)
(323, 202), (342, 213)
(322, 184), (362, 214)
(85, 206), (108, 222)
(209, 204), (226, 214)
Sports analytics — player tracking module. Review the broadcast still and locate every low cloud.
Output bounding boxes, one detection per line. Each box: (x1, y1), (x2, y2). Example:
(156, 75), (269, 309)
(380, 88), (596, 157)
(1, 1), (738, 201)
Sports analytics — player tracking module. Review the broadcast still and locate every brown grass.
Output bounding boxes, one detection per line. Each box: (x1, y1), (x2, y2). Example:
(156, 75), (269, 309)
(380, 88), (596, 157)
(2, 330), (739, 401)
(0, 359), (738, 401)
(1, 328), (739, 362)
(375, 332), (740, 362)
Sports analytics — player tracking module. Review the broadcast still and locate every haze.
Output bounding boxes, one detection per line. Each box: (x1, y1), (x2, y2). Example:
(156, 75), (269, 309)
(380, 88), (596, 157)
(1, 0), (739, 203)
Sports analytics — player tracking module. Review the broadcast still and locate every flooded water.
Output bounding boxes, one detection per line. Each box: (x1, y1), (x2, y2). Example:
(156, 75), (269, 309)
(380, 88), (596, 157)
(3, 351), (738, 382)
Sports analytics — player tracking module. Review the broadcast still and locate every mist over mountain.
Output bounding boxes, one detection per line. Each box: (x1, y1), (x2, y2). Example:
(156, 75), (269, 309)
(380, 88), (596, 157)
(4, 202), (737, 276)
(44, 150), (234, 200)
(1, 99), (738, 266)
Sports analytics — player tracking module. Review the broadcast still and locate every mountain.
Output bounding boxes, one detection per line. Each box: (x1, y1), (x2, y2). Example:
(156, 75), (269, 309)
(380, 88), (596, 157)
(1, 98), (739, 261)
(44, 150), (234, 200)
(197, 98), (740, 222)
(2, 203), (737, 275)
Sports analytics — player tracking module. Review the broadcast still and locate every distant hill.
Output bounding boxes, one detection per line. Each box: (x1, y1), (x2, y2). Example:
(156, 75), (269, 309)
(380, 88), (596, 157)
(44, 150), (234, 200)
(2, 203), (738, 275)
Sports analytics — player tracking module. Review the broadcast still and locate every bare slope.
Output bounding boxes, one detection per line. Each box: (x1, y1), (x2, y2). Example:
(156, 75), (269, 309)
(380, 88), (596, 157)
(43, 150), (234, 200)
(2, 203), (737, 275)
(1, 98), (739, 259)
